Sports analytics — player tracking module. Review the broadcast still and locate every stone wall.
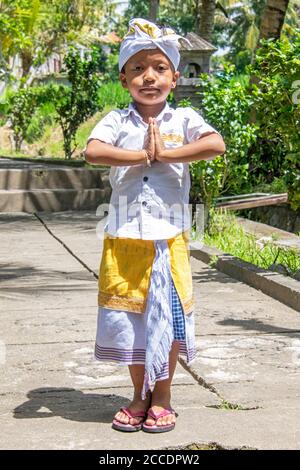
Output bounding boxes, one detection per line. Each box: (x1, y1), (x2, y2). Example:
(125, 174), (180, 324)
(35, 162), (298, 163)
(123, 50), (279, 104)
(243, 204), (300, 234)
(173, 78), (203, 107)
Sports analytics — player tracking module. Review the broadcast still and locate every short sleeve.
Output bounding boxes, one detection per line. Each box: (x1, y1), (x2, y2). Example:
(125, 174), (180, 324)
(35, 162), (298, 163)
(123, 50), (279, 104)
(183, 107), (222, 144)
(83, 110), (121, 151)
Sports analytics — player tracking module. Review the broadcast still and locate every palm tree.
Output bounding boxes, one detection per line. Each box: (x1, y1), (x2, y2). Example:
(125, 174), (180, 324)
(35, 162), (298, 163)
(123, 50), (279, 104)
(149, 0), (160, 21)
(259, 0), (290, 40)
(1, 0), (111, 89)
(197, 1), (262, 60)
(0, 0), (41, 79)
(249, 0), (291, 121)
(214, 1), (264, 61)
(198, 0), (217, 41)
(213, 0), (297, 66)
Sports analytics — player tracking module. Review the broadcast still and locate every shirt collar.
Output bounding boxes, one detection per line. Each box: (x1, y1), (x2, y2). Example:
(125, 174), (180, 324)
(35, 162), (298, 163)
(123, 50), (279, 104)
(123, 101), (172, 123)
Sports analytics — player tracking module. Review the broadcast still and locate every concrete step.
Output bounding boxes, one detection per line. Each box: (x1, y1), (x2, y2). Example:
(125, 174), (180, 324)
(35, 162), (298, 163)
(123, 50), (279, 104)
(0, 167), (110, 190)
(0, 187), (112, 212)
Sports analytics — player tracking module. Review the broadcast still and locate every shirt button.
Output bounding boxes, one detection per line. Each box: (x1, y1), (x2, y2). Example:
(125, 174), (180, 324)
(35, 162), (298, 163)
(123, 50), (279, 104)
(143, 176), (148, 182)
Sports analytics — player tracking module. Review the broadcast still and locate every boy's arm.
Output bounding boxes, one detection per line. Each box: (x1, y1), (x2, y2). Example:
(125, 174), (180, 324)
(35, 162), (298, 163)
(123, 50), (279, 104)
(157, 132), (226, 164)
(85, 139), (147, 167)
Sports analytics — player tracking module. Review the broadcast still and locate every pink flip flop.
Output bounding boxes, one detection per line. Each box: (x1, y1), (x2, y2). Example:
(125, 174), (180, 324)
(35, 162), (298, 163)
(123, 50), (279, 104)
(142, 407), (176, 433)
(112, 406), (147, 432)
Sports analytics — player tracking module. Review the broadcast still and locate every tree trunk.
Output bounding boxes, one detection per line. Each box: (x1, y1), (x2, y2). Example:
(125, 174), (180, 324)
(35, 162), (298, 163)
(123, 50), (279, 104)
(20, 49), (33, 78)
(194, 0), (201, 34)
(149, 0), (159, 22)
(249, 0), (290, 123)
(198, 0), (217, 42)
(259, 0), (290, 41)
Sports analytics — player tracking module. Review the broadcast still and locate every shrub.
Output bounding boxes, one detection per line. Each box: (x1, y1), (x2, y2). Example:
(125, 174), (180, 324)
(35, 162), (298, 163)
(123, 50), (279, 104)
(46, 46), (103, 159)
(247, 34), (300, 209)
(3, 83), (51, 151)
(189, 64), (258, 207)
(97, 81), (131, 109)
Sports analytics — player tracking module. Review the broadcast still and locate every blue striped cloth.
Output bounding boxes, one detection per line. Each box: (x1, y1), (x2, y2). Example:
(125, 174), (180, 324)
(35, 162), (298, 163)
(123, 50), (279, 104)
(171, 279), (186, 340)
(142, 240), (187, 399)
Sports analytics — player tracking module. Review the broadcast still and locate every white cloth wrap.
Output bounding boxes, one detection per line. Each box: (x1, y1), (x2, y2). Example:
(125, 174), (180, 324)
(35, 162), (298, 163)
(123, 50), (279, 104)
(142, 239), (174, 399)
(119, 17), (191, 72)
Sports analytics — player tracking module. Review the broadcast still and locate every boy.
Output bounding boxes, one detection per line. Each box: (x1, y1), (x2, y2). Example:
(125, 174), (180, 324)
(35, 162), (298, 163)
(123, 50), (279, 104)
(85, 18), (225, 433)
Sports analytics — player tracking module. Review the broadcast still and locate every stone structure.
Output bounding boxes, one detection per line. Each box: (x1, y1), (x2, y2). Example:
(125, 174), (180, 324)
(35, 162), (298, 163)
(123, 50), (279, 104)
(174, 32), (217, 107)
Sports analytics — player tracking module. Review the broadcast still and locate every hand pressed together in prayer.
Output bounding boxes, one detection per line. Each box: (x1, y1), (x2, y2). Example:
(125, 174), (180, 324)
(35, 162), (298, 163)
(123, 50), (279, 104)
(143, 117), (166, 163)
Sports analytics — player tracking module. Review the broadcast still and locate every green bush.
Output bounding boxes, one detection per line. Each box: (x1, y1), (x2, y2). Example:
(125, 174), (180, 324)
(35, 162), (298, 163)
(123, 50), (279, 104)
(23, 101), (57, 144)
(97, 81), (131, 109)
(247, 34), (300, 209)
(2, 83), (51, 150)
(102, 44), (121, 82)
(45, 46), (104, 159)
(189, 64), (258, 207)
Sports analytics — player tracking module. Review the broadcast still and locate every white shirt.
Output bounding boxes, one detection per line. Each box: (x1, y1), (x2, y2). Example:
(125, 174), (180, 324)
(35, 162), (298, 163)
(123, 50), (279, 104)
(86, 101), (221, 240)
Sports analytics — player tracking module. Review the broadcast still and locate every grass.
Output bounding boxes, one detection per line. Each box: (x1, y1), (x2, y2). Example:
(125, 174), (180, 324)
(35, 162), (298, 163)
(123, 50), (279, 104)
(194, 210), (300, 277)
(97, 81), (131, 109)
(206, 400), (259, 411)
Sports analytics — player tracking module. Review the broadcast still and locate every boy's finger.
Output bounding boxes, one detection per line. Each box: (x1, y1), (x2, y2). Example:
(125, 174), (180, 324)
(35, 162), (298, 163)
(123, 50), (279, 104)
(151, 122), (155, 136)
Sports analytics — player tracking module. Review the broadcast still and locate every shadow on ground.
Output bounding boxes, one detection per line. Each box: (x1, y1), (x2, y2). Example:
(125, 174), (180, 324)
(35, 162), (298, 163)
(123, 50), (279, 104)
(218, 318), (300, 338)
(13, 387), (128, 424)
(193, 268), (240, 284)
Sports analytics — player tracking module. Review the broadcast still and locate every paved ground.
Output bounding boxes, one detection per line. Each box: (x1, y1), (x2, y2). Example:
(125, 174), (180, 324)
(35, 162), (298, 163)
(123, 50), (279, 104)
(1, 211), (300, 450)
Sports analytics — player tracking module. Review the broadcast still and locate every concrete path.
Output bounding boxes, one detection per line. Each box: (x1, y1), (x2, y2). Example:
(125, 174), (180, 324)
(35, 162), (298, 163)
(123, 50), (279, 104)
(1, 211), (300, 450)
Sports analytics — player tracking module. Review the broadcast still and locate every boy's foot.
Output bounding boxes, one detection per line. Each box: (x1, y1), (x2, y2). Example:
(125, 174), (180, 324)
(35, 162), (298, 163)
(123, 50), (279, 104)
(114, 394), (151, 427)
(143, 406), (176, 433)
(144, 395), (176, 429)
(144, 405), (176, 428)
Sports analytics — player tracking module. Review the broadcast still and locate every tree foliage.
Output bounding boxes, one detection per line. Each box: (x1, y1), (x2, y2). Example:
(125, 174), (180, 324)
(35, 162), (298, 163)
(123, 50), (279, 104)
(47, 46), (104, 159)
(247, 34), (300, 209)
(190, 64), (258, 206)
(0, 0), (111, 83)
(2, 83), (44, 150)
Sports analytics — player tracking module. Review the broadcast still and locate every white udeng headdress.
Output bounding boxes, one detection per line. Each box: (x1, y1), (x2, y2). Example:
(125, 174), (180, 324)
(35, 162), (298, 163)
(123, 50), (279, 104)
(119, 18), (191, 72)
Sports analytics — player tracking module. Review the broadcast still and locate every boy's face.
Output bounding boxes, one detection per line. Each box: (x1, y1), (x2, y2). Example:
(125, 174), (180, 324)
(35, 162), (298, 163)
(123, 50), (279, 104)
(119, 48), (180, 106)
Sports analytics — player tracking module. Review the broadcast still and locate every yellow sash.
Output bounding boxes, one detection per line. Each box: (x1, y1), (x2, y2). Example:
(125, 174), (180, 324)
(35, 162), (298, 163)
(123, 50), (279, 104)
(98, 230), (194, 315)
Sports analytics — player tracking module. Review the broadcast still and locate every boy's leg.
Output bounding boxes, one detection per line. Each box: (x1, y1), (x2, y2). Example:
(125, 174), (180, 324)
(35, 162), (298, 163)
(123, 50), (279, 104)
(114, 340), (180, 426)
(145, 341), (180, 427)
(114, 364), (151, 426)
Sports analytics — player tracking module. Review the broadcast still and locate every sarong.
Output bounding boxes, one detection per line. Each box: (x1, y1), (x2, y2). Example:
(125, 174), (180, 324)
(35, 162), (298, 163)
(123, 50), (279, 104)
(95, 238), (196, 398)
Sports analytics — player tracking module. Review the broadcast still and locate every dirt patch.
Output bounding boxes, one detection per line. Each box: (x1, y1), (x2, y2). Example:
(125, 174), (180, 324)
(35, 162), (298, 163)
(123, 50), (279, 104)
(166, 441), (256, 450)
